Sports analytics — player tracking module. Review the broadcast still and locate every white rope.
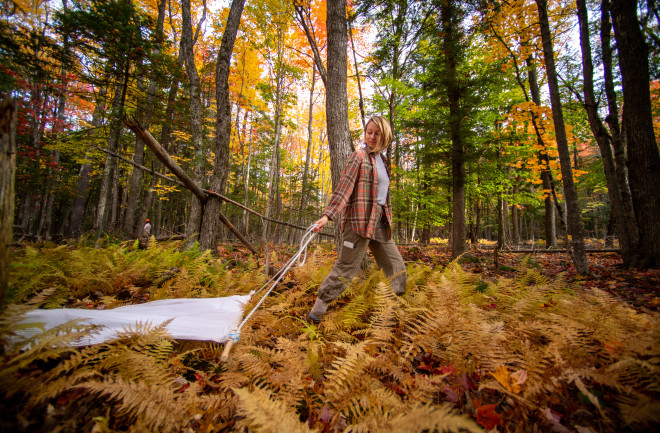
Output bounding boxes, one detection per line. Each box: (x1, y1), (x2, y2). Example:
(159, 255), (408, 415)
(228, 224), (319, 342)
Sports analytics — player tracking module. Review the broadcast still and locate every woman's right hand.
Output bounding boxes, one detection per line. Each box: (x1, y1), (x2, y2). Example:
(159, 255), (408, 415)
(313, 215), (329, 232)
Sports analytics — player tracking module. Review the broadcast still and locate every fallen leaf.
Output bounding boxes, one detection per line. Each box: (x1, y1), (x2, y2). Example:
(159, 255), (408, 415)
(476, 403), (500, 430)
(491, 365), (523, 393)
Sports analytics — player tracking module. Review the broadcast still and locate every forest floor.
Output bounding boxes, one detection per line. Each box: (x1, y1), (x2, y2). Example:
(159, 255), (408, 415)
(395, 244), (660, 313)
(2, 238), (659, 432)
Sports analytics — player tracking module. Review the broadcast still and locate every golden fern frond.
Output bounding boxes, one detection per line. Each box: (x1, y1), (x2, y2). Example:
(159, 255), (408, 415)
(112, 319), (174, 348)
(77, 377), (189, 433)
(400, 309), (450, 361)
(305, 346), (324, 380)
(1, 321), (99, 385)
(617, 392), (660, 427)
(233, 386), (318, 433)
(367, 282), (400, 344)
(366, 402), (482, 433)
(235, 347), (276, 379)
(27, 369), (100, 406)
(334, 293), (371, 332)
(218, 371), (251, 391)
(606, 357), (660, 391)
(324, 341), (371, 401)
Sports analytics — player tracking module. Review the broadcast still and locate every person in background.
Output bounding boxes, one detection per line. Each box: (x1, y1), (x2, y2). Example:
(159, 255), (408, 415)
(308, 116), (407, 323)
(143, 219), (152, 237)
(139, 218), (152, 249)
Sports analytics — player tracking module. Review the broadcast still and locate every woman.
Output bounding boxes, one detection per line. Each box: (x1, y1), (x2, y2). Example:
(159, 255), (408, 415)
(308, 116), (407, 323)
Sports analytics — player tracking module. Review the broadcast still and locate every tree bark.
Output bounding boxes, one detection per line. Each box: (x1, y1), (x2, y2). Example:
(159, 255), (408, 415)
(123, 0), (167, 237)
(68, 87), (107, 236)
(526, 56), (557, 248)
(441, 1), (467, 258)
(199, 0), (245, 251)
(326, 0), (353, 246)
(577, 0), (632, 265)
(0, 97), (16, 309)
(95, 67), (129, 237)
(180, 0), (205, 246)
(535, 0), (588, 274)
(601, 0), (638, 251)
(610, 0), (660, 268)
(298, 66), (316, 239)
(265, 27), (285, 244)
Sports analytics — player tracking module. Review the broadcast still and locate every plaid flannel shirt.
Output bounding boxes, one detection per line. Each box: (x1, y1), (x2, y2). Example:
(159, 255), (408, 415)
(323, 147), (392, 240)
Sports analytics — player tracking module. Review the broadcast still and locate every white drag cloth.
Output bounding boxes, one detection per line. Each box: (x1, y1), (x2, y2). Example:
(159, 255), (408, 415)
(17, 295), (251, 346)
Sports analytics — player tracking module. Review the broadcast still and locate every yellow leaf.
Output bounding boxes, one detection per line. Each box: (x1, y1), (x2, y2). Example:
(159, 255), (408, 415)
(491, 365), (525, 394)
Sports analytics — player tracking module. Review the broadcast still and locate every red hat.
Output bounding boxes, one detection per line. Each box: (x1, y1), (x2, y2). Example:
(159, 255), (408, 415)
(146, 219), (150, 222)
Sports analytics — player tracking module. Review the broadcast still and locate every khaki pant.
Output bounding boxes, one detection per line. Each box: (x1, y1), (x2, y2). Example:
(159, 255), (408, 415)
(310, 207), (406, 319)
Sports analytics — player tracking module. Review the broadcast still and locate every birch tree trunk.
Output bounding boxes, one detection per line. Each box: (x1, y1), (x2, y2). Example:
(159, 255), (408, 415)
(535, 0), (588, 274)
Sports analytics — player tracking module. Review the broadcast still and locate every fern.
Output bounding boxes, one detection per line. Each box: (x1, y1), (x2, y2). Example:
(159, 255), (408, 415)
(233, 386), (318, 433)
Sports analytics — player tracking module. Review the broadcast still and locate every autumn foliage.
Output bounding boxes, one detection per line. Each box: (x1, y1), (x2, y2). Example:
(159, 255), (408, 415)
(2, 240), (658, 432)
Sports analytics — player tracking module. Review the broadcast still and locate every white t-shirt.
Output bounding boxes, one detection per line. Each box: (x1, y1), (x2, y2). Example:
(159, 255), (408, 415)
(375, 153), (389, 205)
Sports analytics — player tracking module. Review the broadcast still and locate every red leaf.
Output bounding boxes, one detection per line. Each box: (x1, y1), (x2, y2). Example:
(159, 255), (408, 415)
(476, 404), (501, 430)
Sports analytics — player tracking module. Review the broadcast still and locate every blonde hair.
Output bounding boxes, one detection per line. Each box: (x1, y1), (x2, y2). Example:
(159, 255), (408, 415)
(365, 115), (392, 153)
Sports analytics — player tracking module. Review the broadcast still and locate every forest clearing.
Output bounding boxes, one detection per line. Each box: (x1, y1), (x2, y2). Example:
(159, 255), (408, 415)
(1, 0), (660, 431)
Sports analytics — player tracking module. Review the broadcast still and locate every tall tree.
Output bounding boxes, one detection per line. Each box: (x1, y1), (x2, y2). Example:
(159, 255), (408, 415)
(601, 0), (638, 252)
(198, 0), (246, 251)
(440, 0), (468, 258)
(123, 0), (167, 237)
(0, 97), (16, 310)
(68, 87), (107, 236)
(610, 0), (660, 267)
(180, 0), (206, 245)
(535, 0), (588, 274)
(577, 0), (632, 264)
(325, 0), (352, 193)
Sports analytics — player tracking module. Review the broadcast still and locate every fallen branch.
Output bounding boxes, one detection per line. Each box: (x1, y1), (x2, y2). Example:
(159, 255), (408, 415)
(95, 143), (335, 239)
(124, 117), (257, 254)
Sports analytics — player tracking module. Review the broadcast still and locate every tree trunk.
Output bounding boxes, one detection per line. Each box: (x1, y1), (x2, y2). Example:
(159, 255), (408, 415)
(577, 0), (632, 264)
(601, 0), (638, 251)
(95, 67), (129, 237)
(535, 0), (588, 274)
(441, 1), (467, 258)
(610, 0), (660, 268)
(526, 56), (557, 248)
(68, 87), (107, 236)
(181, 0), (206, 246)
(298, 66), (316, 239)
(265, 30), (284, 244)
(511, 184), (520, 245)
(199, 0), (245, 251)
(0, 98), (16, 309)
(123, 0), (166, 237)
(326, 0), (352, 243)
